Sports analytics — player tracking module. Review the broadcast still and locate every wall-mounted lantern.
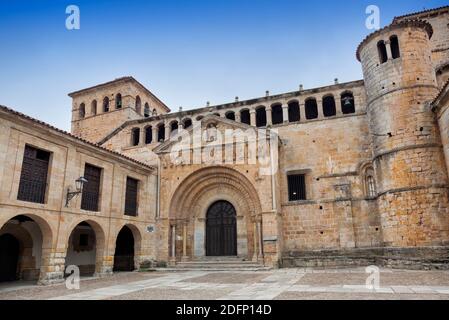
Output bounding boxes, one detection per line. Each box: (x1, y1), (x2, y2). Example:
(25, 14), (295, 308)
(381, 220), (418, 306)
(65, 176), (88, 207)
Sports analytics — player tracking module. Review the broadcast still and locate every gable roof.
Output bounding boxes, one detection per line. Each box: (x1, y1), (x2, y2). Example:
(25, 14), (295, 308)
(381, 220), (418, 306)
(152, 114), (281, 154)
(431, 78), (449, 113)
(0, 104), (155, 171)
(68, 76), (171, 112)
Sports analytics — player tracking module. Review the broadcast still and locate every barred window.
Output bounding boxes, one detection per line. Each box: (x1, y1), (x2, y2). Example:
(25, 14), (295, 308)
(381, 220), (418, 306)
(124, 177), (138, 216)
(81, 164), (102, 212)
(17, 145), (51, 204)
(287, 174), (306, 201)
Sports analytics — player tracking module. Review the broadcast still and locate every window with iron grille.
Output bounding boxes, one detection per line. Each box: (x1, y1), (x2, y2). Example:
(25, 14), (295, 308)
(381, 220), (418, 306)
(17, 145), (51, 204)
(287, 174), (306, 201)
(124, 177), (138, 216)
(81, 164), (102, 211)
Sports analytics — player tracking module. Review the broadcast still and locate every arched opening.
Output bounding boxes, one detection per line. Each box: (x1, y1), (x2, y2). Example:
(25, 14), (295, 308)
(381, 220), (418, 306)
(91, 100), (97, 116)
(103, 97), (110, 112)
(135, 96), (141, 115)
(79, 103), (85, 119)
(157, 123), (165, 142)
(144, 103), (150, 118)
(364, 167), (377, 198)
(341, 91), (355, 114)
(196, 115), (204, 121)
(271, 104), (283, 125)
(170, 121), (178, 136)
(240, 109), (250, 125)
(131, 128), (140, 146)
(183, 118), (192, 129)
(256, 107), (267, 127)
(305, 98), (318, 120)
(377, 40), (388, 64)
(0, 215), (48, 283)
(0, 234), (19, 282)
(288, 101), (300, 122)
(225, 111), (235, 121)
(323, 95), (336, 117)
(115, 93), (122, 109)
(206, 200), (237, 257)
(65, 221), (99, 277)
(113, 226), (135, 272)
(145, 126), (152, 144)
(152, 109), (157, 116)
(390, 35), (400, 59)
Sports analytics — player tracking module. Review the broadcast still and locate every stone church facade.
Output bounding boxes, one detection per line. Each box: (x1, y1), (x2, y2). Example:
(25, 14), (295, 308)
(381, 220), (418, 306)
(1, 6), (449, 284)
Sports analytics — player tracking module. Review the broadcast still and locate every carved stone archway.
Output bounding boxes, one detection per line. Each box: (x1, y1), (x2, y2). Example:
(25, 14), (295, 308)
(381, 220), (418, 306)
(168, 166), (263, 261)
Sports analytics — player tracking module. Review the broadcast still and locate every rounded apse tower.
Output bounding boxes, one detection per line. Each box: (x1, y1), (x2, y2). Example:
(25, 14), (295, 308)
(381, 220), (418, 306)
(357, 20), (449, 247)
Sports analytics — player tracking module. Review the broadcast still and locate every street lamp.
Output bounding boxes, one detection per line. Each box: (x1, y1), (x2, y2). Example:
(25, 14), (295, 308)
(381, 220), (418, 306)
(65, 176), (88, 207)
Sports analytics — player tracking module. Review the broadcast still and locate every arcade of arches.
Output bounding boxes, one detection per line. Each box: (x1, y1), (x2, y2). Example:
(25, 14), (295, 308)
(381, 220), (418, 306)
(0, 215), (142, 283)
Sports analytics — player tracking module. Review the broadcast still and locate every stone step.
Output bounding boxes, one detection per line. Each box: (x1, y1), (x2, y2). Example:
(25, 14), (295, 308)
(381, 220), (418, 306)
(153, 266), (272, 272)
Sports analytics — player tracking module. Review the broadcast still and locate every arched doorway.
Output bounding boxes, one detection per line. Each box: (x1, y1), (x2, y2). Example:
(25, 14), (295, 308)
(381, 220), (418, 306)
(113, 226), (135, 272)
(65, 222), (98, 277)
(206, 200), (237, 256)
(0, 234), (20, 282)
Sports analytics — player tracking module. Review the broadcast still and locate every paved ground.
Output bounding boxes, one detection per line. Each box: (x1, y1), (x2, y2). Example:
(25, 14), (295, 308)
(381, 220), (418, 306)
(1, 268), (449, 300)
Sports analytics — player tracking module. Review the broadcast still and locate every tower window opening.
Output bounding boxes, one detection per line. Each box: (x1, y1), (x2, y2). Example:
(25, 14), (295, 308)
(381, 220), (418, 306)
(390, 35), (400, 59)
(341, 92), (355, 114)
(256, 107), (267, 127)
(377, 40), (388, 64)
(240, 109), (250, 125)
(103, 97), (110, 112)
(323, 95), (336, 117)
(305, 98), (318, 120)
(144, 103), (150, 118)
(115, 93), (122, 109)
(288, 101), (300, 122)
(271, 104), (283, 125)
(131, 128), (140, 146)
(79, 103), (85, 119)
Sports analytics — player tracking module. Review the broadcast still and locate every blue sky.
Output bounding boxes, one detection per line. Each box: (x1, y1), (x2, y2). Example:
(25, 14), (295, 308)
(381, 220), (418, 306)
(0, 0), (446, 131)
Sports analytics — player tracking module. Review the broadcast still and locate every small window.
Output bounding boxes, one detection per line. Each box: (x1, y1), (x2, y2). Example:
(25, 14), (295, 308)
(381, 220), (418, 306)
(152, 109), (157, 116)
(131, 128), (140, 146)
(377, 40), (388, 64)
(79, 103), (86, 119)
(288, 174), (307, 201)
(91, 100), (97, 115)
(183, 118), (192, 129)
(125, 177), (139, 216)
(145, 126), (152, 144)
(364, 167), (377, 198)
(157, 123), (165, 142)
(390, 35), (400, 59)
(103, 97), (110, 112)
(116, 93), (122, 109)
(144, 103), (150, 118)
(135, 96), (141, 115)
(225, 112), (235, 121)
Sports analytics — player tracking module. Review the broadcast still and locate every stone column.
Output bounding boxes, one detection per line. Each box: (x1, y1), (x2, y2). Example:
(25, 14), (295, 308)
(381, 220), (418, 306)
(317, 99), (324, 119)
(235, 112), (241, 123)
(257, 220), (263, 258)
(250, 109), (256, 127)
(152, 126), (158, 144)
(170, 224), (176, 263)
(282, 104), (289, 124)
(164, 124), (170, 142)
(252, 220), (258, 261)
(182, 223), (188, 261)
(385, 40), (392, 60)
(266, 107), (272, 126)
(299, 104), (306, 123)
(140, 127), (146, 145)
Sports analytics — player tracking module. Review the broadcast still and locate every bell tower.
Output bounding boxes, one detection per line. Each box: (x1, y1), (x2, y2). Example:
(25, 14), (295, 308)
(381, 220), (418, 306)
(357, 20), (449, 247)
(69, 77), (170, 144)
